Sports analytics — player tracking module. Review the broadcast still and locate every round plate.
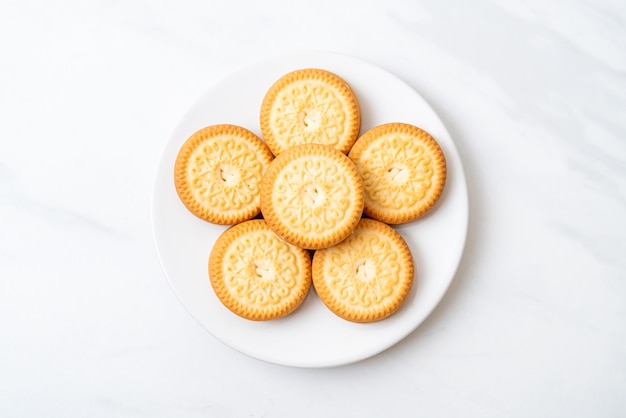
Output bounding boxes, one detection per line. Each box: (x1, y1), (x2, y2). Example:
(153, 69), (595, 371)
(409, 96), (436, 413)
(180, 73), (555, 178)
(151, 51), (468, 368)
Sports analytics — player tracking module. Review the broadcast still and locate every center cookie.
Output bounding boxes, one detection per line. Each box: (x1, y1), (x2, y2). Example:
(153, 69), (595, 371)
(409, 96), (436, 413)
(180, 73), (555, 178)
(260, 143), (364, 250)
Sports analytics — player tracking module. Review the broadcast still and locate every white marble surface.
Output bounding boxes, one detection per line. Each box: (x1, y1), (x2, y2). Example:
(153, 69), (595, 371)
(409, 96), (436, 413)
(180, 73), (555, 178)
(1, 0), (625, 416)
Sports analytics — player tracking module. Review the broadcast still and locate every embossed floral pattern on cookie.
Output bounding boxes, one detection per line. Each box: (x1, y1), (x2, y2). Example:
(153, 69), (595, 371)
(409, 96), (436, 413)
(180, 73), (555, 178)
(273, 81), (347, 149)
(189, 139), (264, 209)
(274, 157), (352, 234)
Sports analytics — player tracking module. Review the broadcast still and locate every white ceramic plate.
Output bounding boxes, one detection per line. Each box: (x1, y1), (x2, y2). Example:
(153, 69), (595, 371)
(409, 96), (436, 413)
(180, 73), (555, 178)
(152, 51), (468, 368)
